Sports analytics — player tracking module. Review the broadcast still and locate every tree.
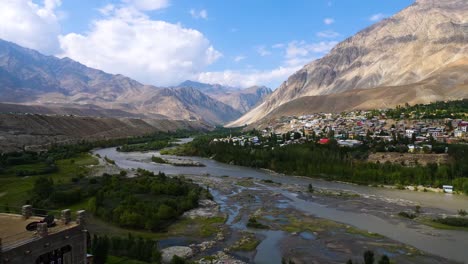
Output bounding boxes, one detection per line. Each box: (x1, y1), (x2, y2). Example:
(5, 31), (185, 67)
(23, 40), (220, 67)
(170, 255), (187, 264)
(92, 235), (109, 264)
(364, 250), (374, 264)
(378, 255), (390, 264)
(32, 177), (54, 200)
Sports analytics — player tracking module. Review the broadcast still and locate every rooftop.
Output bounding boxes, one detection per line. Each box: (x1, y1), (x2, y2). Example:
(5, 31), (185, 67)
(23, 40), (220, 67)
(0, 213), (78, 251)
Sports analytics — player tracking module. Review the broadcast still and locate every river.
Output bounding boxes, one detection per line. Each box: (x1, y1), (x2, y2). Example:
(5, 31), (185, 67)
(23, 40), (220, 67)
(94, 146), (468, 263)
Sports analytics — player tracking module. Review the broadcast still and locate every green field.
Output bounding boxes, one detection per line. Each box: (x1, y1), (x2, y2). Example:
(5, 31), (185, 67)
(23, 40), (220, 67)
(0, 153), (98, 208)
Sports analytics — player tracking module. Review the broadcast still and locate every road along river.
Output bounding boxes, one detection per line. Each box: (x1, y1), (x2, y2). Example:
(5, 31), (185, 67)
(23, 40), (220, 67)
(94, 146), (468, 263)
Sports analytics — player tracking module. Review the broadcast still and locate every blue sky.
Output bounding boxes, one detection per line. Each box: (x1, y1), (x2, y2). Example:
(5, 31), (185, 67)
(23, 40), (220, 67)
(1, 0), (414, 88)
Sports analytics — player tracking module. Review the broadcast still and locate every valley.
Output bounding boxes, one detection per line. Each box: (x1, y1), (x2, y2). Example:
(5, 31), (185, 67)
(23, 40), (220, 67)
(0, 0), (467, 263)
(90, 142), (468, 263)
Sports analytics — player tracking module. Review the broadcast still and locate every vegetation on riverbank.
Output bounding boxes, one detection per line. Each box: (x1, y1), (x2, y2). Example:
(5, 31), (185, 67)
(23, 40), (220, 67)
(165, 134), (468, 194)
(246, 217), (269, 229)
(151, 156), (205, 167)
(229, 232), (260, 251)
(151, 156), (168, 164)
(115, 130), (195, 152)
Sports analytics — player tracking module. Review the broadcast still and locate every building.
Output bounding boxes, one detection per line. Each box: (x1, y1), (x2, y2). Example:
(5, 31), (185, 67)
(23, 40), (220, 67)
(454, 129), (464, 138)
(443, 185), (454, 194)
(1, 205), (88, 264)
(405, 129), (415, 138)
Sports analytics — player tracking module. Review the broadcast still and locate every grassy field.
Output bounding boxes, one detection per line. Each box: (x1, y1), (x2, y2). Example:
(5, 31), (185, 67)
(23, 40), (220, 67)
(0, 153), (98, 208)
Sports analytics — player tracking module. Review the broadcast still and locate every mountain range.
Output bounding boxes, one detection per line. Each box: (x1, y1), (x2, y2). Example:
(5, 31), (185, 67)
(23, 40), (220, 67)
(0, 39), (271, 124)
(229, 0), (468, 127)
(0, 0), (467, 128)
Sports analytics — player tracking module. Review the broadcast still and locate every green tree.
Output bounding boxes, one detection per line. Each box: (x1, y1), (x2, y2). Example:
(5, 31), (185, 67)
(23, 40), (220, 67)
(170, 255), (187, 264)
(378, 255), (390, 264)
(364, 250), (374, 264)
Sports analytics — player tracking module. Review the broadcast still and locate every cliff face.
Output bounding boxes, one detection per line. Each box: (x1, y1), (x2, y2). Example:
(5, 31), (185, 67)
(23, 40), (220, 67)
(229, 0), (468, 127)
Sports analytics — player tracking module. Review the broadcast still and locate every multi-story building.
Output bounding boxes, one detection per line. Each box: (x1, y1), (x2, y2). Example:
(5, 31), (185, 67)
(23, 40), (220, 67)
(1, 205), (88, 264)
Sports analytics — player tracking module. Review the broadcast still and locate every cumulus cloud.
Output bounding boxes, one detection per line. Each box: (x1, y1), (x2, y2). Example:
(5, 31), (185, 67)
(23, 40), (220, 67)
(59, 7), (221, 86)
(369, 13), (387, 22)
(323, 18), (334, 25)
(122, 0), (170, 11)
(0, 0), (62, 54)
(316, 30), (340, 39)
(190, 9), (208, 19)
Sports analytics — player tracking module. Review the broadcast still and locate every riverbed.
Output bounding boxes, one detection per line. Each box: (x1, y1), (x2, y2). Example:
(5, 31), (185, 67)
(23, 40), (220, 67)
(93, 146), (468, 263)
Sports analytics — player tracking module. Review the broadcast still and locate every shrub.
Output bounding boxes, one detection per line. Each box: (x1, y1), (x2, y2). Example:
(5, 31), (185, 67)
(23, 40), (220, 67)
(398, 211), (417, 219)
(246, 217), (269, 229)
(434, 217), (468, 227)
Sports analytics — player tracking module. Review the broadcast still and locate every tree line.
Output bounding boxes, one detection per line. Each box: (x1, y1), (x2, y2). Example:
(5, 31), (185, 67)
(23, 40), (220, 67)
(169, 135), (468, 194)
(28, 169), (211, 231)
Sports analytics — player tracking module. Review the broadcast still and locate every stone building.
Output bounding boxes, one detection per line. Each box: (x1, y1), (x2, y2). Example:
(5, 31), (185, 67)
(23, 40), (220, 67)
(0, 205), (88, 264)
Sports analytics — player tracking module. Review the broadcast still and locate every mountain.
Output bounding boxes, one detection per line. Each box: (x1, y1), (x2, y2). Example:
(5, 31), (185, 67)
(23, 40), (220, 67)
(177, 80), (239, 95)
(0, 39), (241, 124)
(136, 86), (242, 124)
(0, 113), (209, 153)
(229, 0), (468, 127)
(177, 81), (272, 113)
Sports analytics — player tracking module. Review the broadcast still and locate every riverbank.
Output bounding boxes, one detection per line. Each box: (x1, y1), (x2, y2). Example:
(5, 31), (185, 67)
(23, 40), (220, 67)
(90, 147), (468, 263)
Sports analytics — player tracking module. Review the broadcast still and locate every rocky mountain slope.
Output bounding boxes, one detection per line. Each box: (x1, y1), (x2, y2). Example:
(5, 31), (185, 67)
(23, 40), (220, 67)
(0, 113), (210, 153)
(229, 0), (468, 127)
(177, 81), (272, 113)
(0, 39), (242, 124)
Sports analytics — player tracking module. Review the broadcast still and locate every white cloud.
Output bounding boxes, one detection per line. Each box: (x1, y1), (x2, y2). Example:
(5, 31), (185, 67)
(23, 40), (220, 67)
(190, 9), (208, 19)
(285, 40), (337, 66)
(256, 45), (271, 56)
(316, 30), (340, 39)
(369, 13), (387, 22)
(272, 43), (285, 49)
(122, 0), (169, 11)
(197, 66), (301, 88)
(59, 7), (221, 86)
(198, 40), (337, 88)
(0, 0), (62, 54)
(233, 55), (246, 62)
(324, 18), (334, 25)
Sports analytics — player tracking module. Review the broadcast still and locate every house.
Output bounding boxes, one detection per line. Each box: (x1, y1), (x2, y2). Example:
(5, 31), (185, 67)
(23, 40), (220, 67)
(318, 138), (330, 144)
(406, 129), (415, 138)
(337, 140), (362, 148)
(454, 129), (464, 138)
(443, 185), (454, 194)
(459, 122), (468, 132)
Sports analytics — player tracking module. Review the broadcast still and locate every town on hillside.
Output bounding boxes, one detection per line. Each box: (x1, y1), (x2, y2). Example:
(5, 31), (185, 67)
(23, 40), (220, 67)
(214, 110), (468, 153)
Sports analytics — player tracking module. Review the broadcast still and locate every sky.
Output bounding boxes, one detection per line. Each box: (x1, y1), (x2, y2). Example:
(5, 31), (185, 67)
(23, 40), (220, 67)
(0, 0), (414, 88)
